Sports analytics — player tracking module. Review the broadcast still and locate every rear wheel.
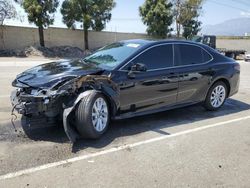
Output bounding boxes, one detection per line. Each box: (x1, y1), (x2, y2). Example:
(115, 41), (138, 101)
(203, 81), (228, 111)
(75, 91), (110, 139)
(230, 53), (236, 59)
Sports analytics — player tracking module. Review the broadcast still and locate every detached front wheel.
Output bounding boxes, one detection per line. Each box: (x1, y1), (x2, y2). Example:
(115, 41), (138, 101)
(75, 91), (110, 139)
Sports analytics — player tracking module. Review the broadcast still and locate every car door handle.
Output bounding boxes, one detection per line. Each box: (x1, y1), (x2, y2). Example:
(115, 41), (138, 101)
(207, 67), (217, 72)
(162, 73), (175, 79)
(179, 73), (189, 77)
(162, 73), (178, 80)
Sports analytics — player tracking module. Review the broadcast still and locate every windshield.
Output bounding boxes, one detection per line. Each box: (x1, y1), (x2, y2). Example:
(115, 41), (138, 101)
(83, 42), (142, 70)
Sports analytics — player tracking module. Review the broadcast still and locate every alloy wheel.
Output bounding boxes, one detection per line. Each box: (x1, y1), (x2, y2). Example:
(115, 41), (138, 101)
(91, 97), (108, 132)
(210, 85), (226, 108)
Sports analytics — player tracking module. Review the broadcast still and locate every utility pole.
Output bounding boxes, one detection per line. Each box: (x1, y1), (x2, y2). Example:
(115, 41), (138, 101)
(175, 0), (181, 38)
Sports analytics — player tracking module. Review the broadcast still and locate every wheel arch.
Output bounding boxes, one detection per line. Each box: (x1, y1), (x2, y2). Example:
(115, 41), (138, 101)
(97, 89), (118, 118)
(74, 75), (120, 118)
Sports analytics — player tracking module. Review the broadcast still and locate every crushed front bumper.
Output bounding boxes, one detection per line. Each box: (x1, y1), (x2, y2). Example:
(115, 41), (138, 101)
(10, 89), (56, 116)
(11, 88), (94, 142)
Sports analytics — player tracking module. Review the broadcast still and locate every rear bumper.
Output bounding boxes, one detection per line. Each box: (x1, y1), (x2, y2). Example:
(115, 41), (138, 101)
(229, 72), (240, 97)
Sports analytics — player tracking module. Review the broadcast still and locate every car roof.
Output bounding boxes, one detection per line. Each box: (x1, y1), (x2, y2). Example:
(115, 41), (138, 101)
(118, 39), (221, 63)
(121, 38), (208, 48)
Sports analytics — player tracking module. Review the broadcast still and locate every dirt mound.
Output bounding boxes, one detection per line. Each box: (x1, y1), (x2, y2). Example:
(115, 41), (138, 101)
(0, 46), (90, 58)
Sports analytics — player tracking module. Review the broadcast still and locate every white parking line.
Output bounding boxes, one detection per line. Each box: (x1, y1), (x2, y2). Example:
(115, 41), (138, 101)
(1, 115), (250, 181)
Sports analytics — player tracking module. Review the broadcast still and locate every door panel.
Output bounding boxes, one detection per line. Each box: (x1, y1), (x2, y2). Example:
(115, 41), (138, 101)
(175, 65), (213, 103)
(116, 44), (179, 113)
(174, 44), (214, 103)
(117, 69), (178, 113)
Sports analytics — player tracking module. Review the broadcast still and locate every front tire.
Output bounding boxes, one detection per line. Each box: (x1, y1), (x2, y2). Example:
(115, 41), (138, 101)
(75, 91), (110, 139)
(203, 81), (228, 111)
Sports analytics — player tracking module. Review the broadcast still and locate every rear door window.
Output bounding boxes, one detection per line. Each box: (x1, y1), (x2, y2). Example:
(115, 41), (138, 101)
(175, 44), (212, 66)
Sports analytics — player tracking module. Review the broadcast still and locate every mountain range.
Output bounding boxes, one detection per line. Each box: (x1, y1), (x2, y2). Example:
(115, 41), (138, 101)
(201, 18), (250, 36)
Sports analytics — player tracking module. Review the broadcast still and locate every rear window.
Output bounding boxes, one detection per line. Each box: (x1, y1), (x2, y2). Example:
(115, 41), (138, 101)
(175, 44), (212, 66)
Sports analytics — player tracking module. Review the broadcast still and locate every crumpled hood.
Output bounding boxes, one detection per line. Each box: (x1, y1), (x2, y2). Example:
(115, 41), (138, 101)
(13, 59), (104, 88)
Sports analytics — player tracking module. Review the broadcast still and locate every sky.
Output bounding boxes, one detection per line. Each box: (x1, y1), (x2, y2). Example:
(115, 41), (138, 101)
(4, 0), (250, 33)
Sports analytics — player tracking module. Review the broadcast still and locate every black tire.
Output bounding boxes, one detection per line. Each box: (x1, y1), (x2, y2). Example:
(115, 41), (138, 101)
(75, 91), (110, 139)
(230, 53), (236, 60)
(203, 81), (228, 111)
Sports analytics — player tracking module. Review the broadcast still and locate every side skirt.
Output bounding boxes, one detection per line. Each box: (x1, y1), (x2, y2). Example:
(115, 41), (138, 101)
(113, 101), (202, 120)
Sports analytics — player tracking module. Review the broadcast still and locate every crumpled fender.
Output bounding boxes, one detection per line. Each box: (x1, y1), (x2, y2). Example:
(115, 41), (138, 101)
(63, 74), (120, 142)
(63, 90), (93, 142)
(75, 75), (120, 116)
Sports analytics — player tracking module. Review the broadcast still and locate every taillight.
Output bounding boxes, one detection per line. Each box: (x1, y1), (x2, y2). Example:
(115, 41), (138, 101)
(234, 63), (240, 71)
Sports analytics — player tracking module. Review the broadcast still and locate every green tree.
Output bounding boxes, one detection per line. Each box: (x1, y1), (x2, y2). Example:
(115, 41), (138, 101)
(180, 0), (202, 39)
(139, 0), (173, 38)
(61, 0), (115, 50)
(182, 16), (201, 39)
(22, 0), (59, 47)
(173, 0), (203, 38)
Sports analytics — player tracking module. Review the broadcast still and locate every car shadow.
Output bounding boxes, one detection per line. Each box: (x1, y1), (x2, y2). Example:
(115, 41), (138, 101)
(19, 98), (250, 152)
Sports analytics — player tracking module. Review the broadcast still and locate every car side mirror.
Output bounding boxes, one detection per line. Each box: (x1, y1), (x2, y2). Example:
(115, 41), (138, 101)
(131, 63), (147, 72)
(128, 63), (147, 78)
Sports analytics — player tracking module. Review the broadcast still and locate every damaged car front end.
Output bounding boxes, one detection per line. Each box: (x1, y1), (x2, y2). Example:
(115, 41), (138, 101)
(11, 59), (120, 142)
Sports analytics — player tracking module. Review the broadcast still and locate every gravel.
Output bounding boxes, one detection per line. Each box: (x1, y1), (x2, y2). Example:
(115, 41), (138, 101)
(0, 46), (92, 58)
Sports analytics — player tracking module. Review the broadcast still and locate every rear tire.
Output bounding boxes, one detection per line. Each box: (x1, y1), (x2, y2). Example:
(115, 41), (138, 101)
(230, 53), (236, 60)
(75, 91), (110, 139)
(203, 81), (228, 111)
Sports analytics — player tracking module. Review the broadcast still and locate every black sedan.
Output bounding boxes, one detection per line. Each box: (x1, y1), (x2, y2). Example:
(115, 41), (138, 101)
(11, 39), (240, 142)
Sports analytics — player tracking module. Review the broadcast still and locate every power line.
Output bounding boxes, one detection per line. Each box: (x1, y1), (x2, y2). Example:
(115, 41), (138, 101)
(234, 0), (250, 7)
(208, 0), (249, 12)
(227, 0), (250, 8)
(114, 0), (250, 22)
(112, 1), (250, 23)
